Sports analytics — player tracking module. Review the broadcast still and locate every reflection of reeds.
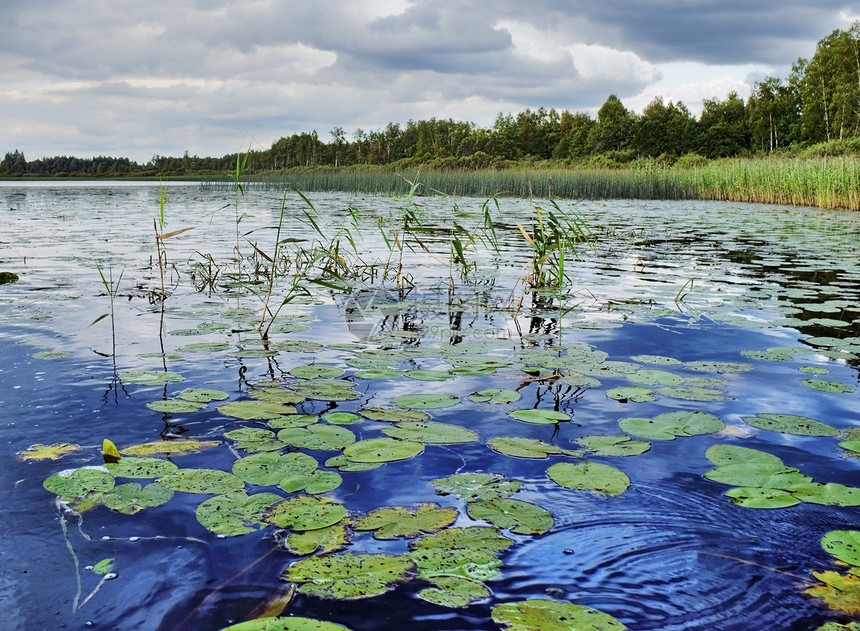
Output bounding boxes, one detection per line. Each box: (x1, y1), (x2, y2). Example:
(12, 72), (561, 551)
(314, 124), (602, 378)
(249, 157), (860, 210)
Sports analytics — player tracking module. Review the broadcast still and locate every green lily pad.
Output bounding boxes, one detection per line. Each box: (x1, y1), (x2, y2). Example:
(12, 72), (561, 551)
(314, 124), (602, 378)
(178, 388), (229, 403)
(626, 369), (686, 386)
(289, 364), (345, 379)
(120, 371), (185, 385)
(342, 438), (424, 463)
(805, 571), (860, 615)
(32, 350), (72, 360)
(606, 386), (656, 403)
(799, 366), (830, 375)
(468, 388), (522, 404)
(723, 487), (801, 509)
(272, 340), (325, 353)
(233, 349), (278, 358)
(656, 385), (728, 401)
(632, 355), (682, 366)
(158, 468), (245, 494)
(101, 482), (174, 514)
(491, 599), (627, 631)
(561, 374), (602, 388)
(250, 388), (305, 405)
(224, 427), (285, 453)
(324, 454), (383, 472)
(417, 575), (491, 608)
(822, 530), (860, 566)
(352, 503), (458, 539)
(233, 451), (318, 487)
(704, 463), (812, 489)
(283, 553), (415, 600)
(547, 461), (630, 496)
(354, 368), (403, 380)
(220, 616), (352, 631)
(789, 483), (860, 506)
(284, 524), (350, 555)
(410, 525), (514, 557)
(467, 498), (554, 535)
(742, 413), (838, 437)
(684, 361), (753, 373)
(392, 393), (460, 409)
(405, 369), (453, 382)
(358, 407), (430, 422)
(17, 443), (82, 461)
(431, 472), (522, 502)
(509, 409), (571, 424)
(575, 435), (651, 456)
(705, 444), (785, 468)
(381, 421), (478, 445)
(106, 456), (179, 479)
(176, 342), (231, 353)
(323, 412), (362, 425)
(44, 467), (115, 497)
(265, 495), (347, 530)
(91, 558), (114, 575)
(290, 379), (361, 401)
(268, 414), (319, 429)
(196, 491), (283, 536)
(277, 425), (357, 451)
(619, 411), (724, 440)
(840, 440), (860, 453)
(801, 379), (855, 393)
(120, 439), (221, 457)
(488, 437), (569, 459)
(146, 400), (206, 414)
(218, 400), (297, 420)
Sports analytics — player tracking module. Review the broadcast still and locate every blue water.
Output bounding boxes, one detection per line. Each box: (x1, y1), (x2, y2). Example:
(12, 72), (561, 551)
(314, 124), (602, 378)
(1, 183), (859, 630)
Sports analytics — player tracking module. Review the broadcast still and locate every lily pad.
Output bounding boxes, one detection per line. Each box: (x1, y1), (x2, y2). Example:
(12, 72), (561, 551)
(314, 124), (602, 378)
(268, 414), (319, 429)
(17, 443), (82, 461)
(323, 412), (362, 425)
(106, 456), (179, 479)
(220, 617), (352, 631)
(431, 472), (522, 502)
(101, 482), (174, 514)
(547, 461), (630, 496)
(283, 553), (415, 600)
(626, 369), (686, 386)
(840, 440), (860, 453)
(290, 364), (345, 379)
(358, 407), (430, 423)
(405, 369), (453, 381)
(806, 571), (860, 615)
(656, 385), (727, 401)
(265, 495), (347, 531)
(158, 468), (245, 494)
(353, 503), (458, 539)
(277, 425), (357, 451)
(176, 342), (231, 353)
(822, 530), (860, 566)
(392, 393), (460, 409)
(284, 524), (350, 555)
(684, 361), (753, 373)
(289, 379), (361, 401)
(723, 487), (800, 509)
(32, 350), (72, 360)
(705, 444), (785, 468)
(178, 388), (229, 403)
(466, 498), (554, 535)
(354, 368), (403, 380)
(417, 575), (491, 608)
(146, 400), (206, 414)
(509, 409), (571, 424)
(575, 434), (651, 457)
(233, 451), (318, 487)
(44, 467), (115, 497)
(468, 388), (522, 404)
(218, 400), (297, 420)
(619, 411), (724, 440)
(342, 438), (424, 463)
(121, 439), (220, 457)
(801, 379), (855, 393)
(381, 421), (478, 445)
(250, 388), (305, 405)
(704, 463), (812, 489)
(742, 413), (838, 437)
(224, 427), (285, 453)
(324, 454), (383, 472)
(196, 491), (283, 536)
(790, 483), (860, 507)
(120, 371), (184, 385)
(491, 599), (627, 631)
(606, 386), (656, 403)
(488, 436), (569, 459)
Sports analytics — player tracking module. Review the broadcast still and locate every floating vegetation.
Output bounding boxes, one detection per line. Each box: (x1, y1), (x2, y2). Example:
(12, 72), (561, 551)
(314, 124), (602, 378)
(618, 411), (725, 440)
(283, 553), (415, 600)
(492, 599), (627, 630)
(742, 413), (839, 437)
(352, 504), (458, 539)
(547, 461), (631, 496)
(17, 442), (82, 461)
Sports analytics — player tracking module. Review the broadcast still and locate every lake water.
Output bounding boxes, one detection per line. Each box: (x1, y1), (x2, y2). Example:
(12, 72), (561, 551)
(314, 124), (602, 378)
(1, 182), (859, 630)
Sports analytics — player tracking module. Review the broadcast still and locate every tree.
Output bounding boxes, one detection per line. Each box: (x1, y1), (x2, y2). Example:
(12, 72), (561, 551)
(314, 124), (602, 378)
(747, 76), (800, 152)
(0, 150), (27, 175)
(632, 97), (697, 157)
(589, 95), (634, 154)
(697, 92), (749, 158)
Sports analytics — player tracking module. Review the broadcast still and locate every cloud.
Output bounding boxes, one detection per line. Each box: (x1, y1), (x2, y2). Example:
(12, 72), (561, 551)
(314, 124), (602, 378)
(1, 0), (857, 161)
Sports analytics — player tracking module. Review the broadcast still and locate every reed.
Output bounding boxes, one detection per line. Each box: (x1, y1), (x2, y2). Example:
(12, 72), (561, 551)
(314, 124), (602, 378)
(246, 156), (860, 210)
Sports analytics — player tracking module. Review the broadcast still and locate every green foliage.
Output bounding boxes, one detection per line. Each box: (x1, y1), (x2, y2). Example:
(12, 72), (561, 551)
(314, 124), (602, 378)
(352, 504), (458, 539)
(547, 461), (630, 495)
(283, 553), (415, 600)
(491, 599), (627, 630)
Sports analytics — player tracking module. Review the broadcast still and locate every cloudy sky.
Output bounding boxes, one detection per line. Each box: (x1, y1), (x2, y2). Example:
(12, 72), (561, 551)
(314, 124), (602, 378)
(2, 1), (858, 163)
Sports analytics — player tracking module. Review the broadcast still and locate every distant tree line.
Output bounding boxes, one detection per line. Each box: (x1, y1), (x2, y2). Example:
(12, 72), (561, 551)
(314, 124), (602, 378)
(3, 22), (860, 178)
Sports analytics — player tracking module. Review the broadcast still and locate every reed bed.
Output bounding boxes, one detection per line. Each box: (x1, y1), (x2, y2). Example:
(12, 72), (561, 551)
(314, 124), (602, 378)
(244, 157), (860, 210)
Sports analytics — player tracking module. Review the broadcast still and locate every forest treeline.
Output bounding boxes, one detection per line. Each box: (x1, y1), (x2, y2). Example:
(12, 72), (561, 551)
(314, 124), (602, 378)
(4, 23), (860, 178)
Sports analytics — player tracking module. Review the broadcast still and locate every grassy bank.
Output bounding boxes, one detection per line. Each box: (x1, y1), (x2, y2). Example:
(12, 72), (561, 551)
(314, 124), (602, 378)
(245, 156), (860, 210)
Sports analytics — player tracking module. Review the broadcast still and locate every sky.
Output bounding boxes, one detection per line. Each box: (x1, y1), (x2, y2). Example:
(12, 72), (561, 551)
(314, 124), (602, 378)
(2, 1), (859, 163)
